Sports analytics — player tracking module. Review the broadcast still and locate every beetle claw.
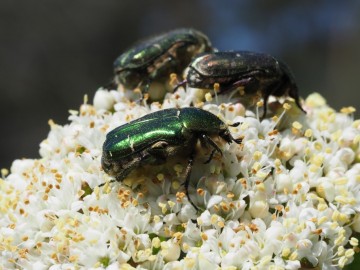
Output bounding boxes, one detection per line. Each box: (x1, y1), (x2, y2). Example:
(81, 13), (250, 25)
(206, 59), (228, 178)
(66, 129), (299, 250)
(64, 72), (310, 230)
(98, 179), (117, 187)
(229, 122), (240, 127)
(234, 138), (242, 144)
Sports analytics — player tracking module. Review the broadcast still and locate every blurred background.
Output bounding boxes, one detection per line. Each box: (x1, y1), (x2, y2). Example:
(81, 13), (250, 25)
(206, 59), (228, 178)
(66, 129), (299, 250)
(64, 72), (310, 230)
(1, 0), (360, 169)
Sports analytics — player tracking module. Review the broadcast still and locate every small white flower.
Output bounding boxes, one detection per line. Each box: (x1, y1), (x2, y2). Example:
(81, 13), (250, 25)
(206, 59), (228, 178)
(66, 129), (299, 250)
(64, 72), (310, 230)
(206, 195), (223, 209)
(93, 88), (116, 110)
(161, 240), (181, 262)
(2, 89), (360, 269)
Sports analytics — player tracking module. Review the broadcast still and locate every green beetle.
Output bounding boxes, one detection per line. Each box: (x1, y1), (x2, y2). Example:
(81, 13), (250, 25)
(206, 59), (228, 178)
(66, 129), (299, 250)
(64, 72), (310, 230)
(113, 28), (212, 100)
(175, 51), (306, 118)
(101, 107), (241, 210)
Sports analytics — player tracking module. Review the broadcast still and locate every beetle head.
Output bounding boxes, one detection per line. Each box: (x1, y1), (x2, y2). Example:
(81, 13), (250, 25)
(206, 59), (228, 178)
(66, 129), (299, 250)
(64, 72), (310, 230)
(101, 154), (114, 175)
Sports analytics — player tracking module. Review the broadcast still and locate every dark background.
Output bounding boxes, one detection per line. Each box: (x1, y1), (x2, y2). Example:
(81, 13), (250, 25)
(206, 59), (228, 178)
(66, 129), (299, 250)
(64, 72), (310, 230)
(1, 0), (360, 169)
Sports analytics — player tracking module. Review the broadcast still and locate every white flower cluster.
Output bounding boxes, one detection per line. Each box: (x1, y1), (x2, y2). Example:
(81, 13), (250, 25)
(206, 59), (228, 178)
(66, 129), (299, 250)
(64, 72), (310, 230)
(1, 88), (360, 269)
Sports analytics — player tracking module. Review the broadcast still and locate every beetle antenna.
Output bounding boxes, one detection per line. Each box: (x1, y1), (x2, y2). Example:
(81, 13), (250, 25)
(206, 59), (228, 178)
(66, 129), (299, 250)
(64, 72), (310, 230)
(228, 122), (242, 144)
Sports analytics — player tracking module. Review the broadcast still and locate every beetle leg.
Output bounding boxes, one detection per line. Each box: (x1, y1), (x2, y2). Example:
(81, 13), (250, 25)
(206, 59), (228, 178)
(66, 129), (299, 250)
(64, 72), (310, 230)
(146, 141), (169, 164)
(204, 149), (217, 164)
(261, 79), (286, 119)
(261, 91), (271, 119)
(173, 79), (187, 91)
(98, 179), (116, 187)
(288, 86), (306, 113)
(183, 152), (199, 211)
(150, 141), (169, 150)
(201, 134), (222, 164)
(231, 77), (254, 90)
(213, 77), (253, 97)
(141, 78), (152, 100)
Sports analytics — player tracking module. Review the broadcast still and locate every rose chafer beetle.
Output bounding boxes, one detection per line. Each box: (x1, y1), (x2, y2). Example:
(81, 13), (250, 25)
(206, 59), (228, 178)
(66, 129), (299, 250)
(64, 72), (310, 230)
(101, 107), (241, 210)
(113, 28), (213, 100)
(175, 51), (306, 118)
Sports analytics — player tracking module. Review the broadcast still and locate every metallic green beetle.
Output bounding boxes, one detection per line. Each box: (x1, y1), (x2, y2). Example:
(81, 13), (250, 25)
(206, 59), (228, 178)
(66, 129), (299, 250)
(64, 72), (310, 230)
(113, 28), (213, 99)
(175, 51), (306, 118)
(101, 107), (241, 210)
